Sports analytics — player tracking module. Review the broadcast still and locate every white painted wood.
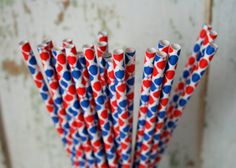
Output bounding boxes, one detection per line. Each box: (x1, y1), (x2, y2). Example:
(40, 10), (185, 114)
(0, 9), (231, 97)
(202, 0), (236, 167)
(0, 140), (7, 168)
(0, 0), (205, 167)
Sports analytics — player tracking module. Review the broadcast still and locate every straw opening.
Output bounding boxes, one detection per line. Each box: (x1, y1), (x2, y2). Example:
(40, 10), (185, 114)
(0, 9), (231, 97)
(98, 31), (108, 36)
(42, 39), (50, 44)
(18, 40), (29, 46)
(125, 48), (135, 53)
(171, 43), (181, 50)
(156, 50), (167, 57)
(65, 44), (75, 49)
(82, 44), (94, 49)
(146, 48), (157, 53)
(159, 40), (170, 47)
(113, 48), (124, 55)
(63, 38), (72, 43)
(96, 41), (107, 47)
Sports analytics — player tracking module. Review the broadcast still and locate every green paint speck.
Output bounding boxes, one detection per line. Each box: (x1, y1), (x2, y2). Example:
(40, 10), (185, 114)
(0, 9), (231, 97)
(169, 150), (180, 168)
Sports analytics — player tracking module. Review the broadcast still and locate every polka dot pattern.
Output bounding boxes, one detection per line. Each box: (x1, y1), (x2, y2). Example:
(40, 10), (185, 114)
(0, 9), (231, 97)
(65, 45), (107, 167)
(84, 47), (118, 168)
(113, 49), (132, 167)
(139, 52), (167, 167)
(125, 48), (136, 137)
(19, 41), (86, 167)
(153, 30), (218, 166)
(52, 48), (96, 167)
(150, 42), (181, 166)
(135, 48), (156, 164)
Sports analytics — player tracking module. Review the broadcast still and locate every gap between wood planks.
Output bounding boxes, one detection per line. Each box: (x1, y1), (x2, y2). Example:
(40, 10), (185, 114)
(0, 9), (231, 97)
(0, 98), (12, 168)
(197, 0), (213, 167)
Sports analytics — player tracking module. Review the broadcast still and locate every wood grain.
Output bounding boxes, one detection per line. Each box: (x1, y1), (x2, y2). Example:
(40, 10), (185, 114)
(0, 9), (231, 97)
(196, 0), (213, 167)
(0, 100), (12, 168)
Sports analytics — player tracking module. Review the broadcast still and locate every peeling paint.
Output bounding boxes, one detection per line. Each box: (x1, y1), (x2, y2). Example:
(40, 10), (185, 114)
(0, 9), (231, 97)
(1, 59), (29, 78)
(169, 18), (183, 40)
(22, 1), (31, 14)
(169, 150), (180, 168)
(55, 12), (65, 25)
(95, 4), (121, 34)
(0, 17), (14, 39)
(12, 10), (18, 36)
(55, 0), (70, 25)
(0, 0), (14, 8)
(188, 16), (196, 27)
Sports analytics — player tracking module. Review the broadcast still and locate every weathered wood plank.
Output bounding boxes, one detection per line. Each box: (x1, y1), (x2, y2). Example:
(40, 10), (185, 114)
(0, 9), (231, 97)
(202, 0), (236, 167)
(0, 100), (11, 168)
(196, 0), (213, 167)
(0, 0), (205, 167)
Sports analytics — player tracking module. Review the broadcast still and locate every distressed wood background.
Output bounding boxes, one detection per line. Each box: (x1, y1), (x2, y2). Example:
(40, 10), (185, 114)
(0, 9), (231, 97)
(0, 0), (235, 168)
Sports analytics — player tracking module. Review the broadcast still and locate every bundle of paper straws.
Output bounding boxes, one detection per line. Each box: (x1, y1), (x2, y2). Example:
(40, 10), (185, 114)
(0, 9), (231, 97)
(19, 24), (218, 168)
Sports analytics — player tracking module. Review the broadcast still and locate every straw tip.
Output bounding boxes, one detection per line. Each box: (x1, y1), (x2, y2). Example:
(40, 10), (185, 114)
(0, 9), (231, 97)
(98, 31), (108, 36)
(82, 44), (94, 50)
(63, 38), (73, 43)
(125, 47), (136, 53)
(171, 43), (181, 50)
(64, 43), (75, 49)
(146, 47), (157, 53)
(156, 50), (168, 58)
(19, 40), (29, 46)
(96, 41), (107, 47)
(159, 40), (170, 46)
(37, 43), (47, 49)
(113, 48), (124, 55)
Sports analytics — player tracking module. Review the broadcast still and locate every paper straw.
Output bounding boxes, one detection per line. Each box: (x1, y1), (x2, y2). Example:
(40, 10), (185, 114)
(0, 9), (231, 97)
(153, 43), (218, 167)
(37, 44), (73, 145)
(78, 52), (99, 124)
(134, 48), (156, 164)
(157, 40), (170, 54)
(149, 43), (181, 166)
(106, 57), (121, 158)
(65, 44), (108, 167)
(41, 40), (56, 67)
(19, 41), (86, 167)
(106, 56), (122, 167)
(83, 46), (118, 168)
(170, 43), (218, 130)
(166, 25), (218, 134)
(42, 39), (54, 51)
(95, 42), (110, 112)
(138, 50), (168, 168)
(96, 32), (109, 106)
(97, 31), (108, 43)
(95, 41), (108, 87)
(52, 48), (96, 167)
(124, 48), (136, 137)
(153, 29), (216, 164)
(112, 48), (132, 167)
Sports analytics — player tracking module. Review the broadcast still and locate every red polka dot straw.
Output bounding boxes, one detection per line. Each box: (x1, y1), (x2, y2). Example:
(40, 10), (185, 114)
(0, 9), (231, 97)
(150, 43), (181, 166)
(134, 48), (156, 165)
(84, 46), (118, 168)
(19, 41), (86, 167)
(138, 50), (167, 167)
(65, 44), (108, 167)
(112, 48), (132, 167)
(52, 47), (96, 167)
